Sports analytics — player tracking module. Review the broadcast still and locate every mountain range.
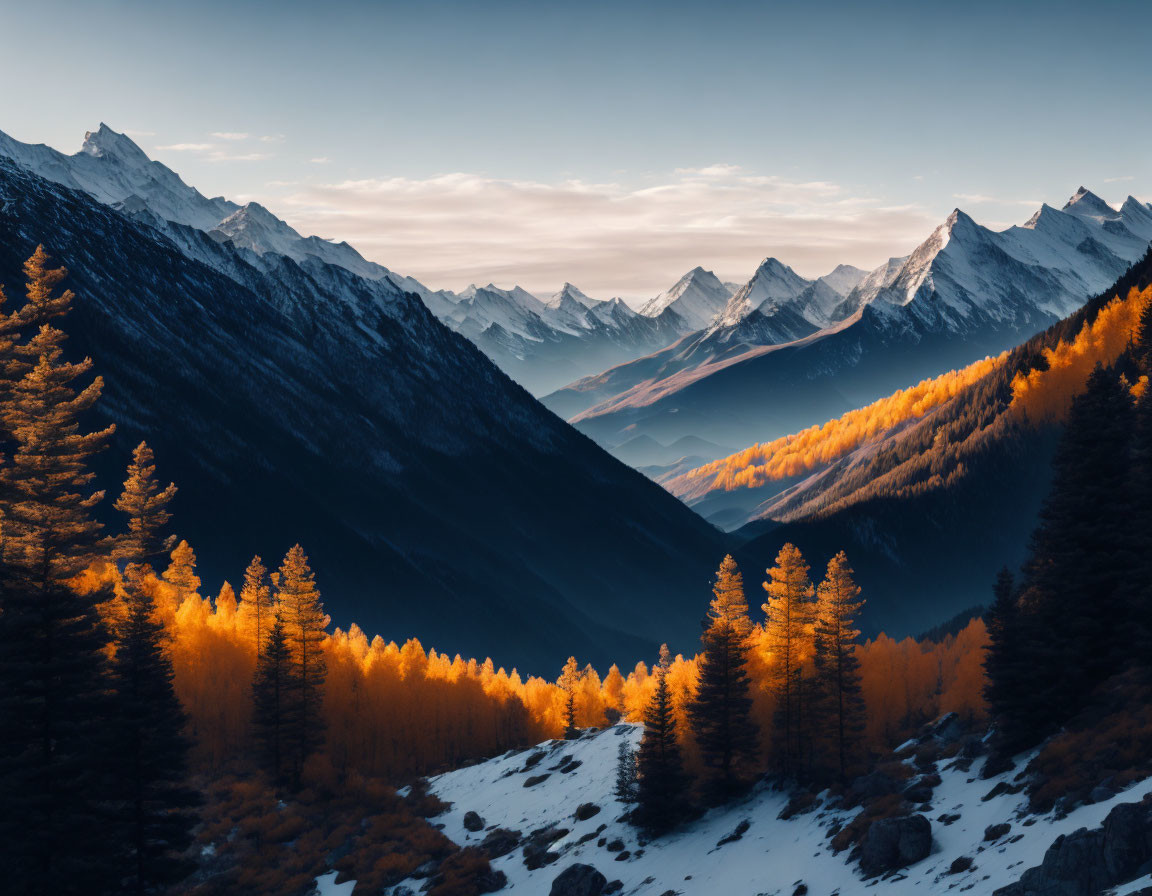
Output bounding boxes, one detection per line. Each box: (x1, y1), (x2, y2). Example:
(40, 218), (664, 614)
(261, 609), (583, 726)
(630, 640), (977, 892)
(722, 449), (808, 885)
(545, 189), (1152, 466)
(0, 125), (729, 673)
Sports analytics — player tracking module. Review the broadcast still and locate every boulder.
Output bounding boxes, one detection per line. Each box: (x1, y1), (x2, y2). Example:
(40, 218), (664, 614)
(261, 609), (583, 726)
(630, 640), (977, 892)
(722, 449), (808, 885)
(549, 863), (607, 896)
(480, 828), (522, 859)
(605, 838), (625, 853)
(524, 773), (551, 788)
(859, 815), (932, 877)
(463, 811), (485, 832)
(994, 797), (1152, 896)
(850, 770), (901, 803)
(984, 823), (1012, 842)
(574, 803), (601, 821)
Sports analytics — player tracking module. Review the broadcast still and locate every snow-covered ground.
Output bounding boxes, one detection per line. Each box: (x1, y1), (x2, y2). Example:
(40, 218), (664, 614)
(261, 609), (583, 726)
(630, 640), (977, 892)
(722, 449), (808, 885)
(384, 725), (1152, 896)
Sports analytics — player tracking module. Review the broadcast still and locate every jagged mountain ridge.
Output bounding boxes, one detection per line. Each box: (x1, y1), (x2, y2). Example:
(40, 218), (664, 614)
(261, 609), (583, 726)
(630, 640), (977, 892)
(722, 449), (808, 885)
(0, 151), (730, 674)
(0, 125), (717, 396)
(544, 189), (1152, 464)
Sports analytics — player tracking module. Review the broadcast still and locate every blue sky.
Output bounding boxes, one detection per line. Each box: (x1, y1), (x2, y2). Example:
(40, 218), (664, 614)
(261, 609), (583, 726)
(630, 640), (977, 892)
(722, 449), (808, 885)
(1, 0), (1149, 299)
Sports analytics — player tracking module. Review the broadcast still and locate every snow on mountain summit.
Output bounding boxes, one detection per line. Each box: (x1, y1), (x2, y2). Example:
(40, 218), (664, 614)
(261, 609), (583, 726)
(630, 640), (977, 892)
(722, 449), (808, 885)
(639, 266), (733, 331)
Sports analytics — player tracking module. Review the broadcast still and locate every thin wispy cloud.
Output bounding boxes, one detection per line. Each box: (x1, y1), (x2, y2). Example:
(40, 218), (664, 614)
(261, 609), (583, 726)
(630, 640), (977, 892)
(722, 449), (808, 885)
(158, 142), (216, 152)
(953, 193), (1042, 206)
(211, 131), (250, 141)
(309, 157), (331, 165)
(271, 165), (938, 300)
(1104, 175), (1134, 184)
(260, 134), (286, 144)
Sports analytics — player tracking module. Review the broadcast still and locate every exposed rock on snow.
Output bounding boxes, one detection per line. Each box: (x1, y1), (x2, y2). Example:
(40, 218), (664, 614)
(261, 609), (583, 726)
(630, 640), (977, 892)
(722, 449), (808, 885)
(377, 725), (1152, 896)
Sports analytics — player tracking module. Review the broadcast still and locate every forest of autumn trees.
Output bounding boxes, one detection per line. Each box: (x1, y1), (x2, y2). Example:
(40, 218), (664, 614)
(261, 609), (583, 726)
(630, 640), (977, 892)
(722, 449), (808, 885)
(0, 248), (994, 894)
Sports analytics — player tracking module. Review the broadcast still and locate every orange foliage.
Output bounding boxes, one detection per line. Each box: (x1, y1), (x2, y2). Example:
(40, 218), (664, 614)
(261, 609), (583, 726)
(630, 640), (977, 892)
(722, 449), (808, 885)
(1011, 285), (1152, 423)
(676, 353), (1005, 495)
(81, 535), (991, 783)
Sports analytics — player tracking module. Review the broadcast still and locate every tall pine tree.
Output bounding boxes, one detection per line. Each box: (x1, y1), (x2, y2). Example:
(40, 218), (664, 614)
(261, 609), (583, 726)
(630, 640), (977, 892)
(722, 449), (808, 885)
(559, 656), (583, 739)
(635, 645), (690, 834)
(812, 551), (866, 783)
(238, 555), (273, 661)
(109, 574), (200, 895)
(114, 441), (176, 567)
(0, 248), (114, 586)
(763, 543), (816, 777)
(275, 545), (328, 786)
(0, 252), (121, 894)
(252, 612), (298, 786)
(688, 555), (759, 801)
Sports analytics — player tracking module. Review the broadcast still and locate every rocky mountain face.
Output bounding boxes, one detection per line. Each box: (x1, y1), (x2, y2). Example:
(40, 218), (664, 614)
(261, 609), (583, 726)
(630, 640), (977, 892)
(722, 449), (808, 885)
(0, 143), (729, 674)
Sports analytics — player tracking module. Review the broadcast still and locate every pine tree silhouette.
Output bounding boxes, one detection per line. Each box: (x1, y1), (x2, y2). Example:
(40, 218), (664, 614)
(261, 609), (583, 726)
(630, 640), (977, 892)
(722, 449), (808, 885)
(688, 555), (759, 801)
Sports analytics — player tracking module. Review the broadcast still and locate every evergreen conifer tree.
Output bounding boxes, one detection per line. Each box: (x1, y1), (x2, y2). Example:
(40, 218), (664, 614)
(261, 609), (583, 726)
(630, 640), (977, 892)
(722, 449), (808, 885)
(238, 555), (273, 661)
(110, 567), (200, 894)
(275, 545), (328, 785)
(114, 442), (176, 566)
(0, 250), (113, 585)
(635, 645), (690, 834)
(0, 562), (121, 895)
(614, 741), (638, 804)
(559, 655), (583, 739)
(252, 613), (298, 786)
(688, 555), (759, 801)
(812, 551), (866, 783)
(763, 543), (816, 777)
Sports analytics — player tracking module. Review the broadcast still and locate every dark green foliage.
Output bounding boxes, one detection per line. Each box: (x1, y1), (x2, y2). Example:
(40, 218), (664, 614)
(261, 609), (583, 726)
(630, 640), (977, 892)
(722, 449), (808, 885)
(0, 565), (121, 896)
(252, 615), (299, 786)
(110, 575), (200, 895)
(614, 741), (637, 804)
(634, 657), (690, 833)
(988, 365), (1140, 750)
(688, 557), (760, 801)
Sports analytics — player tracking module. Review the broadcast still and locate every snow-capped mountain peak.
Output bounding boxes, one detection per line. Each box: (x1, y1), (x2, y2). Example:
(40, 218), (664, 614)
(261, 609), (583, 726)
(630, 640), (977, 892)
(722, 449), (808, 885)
(80, 123), (151, 165)
(639, 266), (733, 331)
(714, 256), (811, 328)
(547, 282), (598, 310)
(1062, 186), (1118, 220)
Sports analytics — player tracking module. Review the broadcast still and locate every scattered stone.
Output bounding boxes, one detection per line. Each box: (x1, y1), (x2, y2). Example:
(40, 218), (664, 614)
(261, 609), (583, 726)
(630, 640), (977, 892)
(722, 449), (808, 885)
(463, 811), (485, 832)
(604, 882), (623, 894)
(793, 884), (809, 896)
(614, 851), (630, 861)
(561, 760), (583, 774)
(780, 792), (821, 820)
(982, 781), (1023, 802)
(948, 856), (974, 874)
(716, 819), (751, 847)
(480, 828), (522, 859)
(574, 803), (601, 821)
(859, 814), (932, 877)
(523, 825), (569, 869)
(605, 838), (625, 853)
(984, 823), (1011, 842)
(980, 753), (1016, 780)
(523, 751), (546, 770)
(549, 863), (607, 896)
(938, 813), (962, 826)
(524, 773), (551, 788)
